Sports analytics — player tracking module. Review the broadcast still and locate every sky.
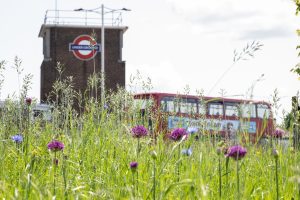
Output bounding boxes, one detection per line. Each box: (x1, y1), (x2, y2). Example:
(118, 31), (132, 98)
(0, 0), (299, 122)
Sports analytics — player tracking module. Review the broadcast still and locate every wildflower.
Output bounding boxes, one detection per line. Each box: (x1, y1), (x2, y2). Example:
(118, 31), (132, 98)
(187, 127), (198, 134)
(104, 103), (109, 109)
(181, 148), (192, 156)
(25, 97), (32, 106)
(131, 125), (148, 138)
(226, 145), (247, 160)
(272, 128), (285, 138)
(53, 158), (59, 165)
(130, 161), (138, 172)
(272, 148), (279, 159)
(47, 140), (64, 152)
(168, 128), (188, 141)
(130, 161), (138, 168)
(11, 134), (23, 143)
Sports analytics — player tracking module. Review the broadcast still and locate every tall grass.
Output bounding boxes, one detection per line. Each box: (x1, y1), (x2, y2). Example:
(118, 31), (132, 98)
(0, 60), (299, 199)
(0, 97), (299, 199)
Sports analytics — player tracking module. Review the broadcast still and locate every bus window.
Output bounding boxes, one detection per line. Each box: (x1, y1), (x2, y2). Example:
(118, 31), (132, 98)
(198, 102), (206, 115)
(165, 100), (175, 112)
(173, 97), (180, 113)
(180, 98), (197, 114)
(257, 104), (270, 119)
(160, 97), (179, 113)
(160, 100), (167, 111)
(241, 103), (256, 118)
(225, 104), (239, 117)
(208, 103), (223, 116)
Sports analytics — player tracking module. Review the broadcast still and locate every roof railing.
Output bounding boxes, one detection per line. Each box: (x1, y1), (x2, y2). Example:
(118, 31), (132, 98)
(43, 9), (124, 26)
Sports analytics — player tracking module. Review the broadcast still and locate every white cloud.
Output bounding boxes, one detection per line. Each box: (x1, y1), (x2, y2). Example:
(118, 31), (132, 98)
(166, 0), (297, 40)
(127, 61), (187, 93)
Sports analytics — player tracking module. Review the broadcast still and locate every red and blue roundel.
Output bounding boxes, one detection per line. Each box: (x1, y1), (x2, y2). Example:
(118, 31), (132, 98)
(69, 35), (100, 61)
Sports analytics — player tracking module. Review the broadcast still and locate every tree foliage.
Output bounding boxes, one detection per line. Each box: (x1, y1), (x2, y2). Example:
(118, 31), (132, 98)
(294, 1), (300, 79)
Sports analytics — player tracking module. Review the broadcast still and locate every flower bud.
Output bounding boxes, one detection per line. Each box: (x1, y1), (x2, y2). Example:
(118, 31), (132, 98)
(217, 141), (225, 147)
(150, 150), (157, 160)
(25, 97), (32, 106)
(130, 161), (138, 173)
(272, 148), (279, 159)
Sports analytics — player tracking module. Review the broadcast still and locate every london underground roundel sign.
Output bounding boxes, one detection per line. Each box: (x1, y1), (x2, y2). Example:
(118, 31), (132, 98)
(69, 35), (101, 61)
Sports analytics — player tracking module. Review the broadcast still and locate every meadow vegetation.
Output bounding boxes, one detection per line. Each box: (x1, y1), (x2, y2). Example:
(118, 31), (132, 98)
(0, 47), (299, 200)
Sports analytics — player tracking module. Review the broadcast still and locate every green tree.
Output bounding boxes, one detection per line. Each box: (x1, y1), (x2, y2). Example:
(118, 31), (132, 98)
(294, 0), (300, 79)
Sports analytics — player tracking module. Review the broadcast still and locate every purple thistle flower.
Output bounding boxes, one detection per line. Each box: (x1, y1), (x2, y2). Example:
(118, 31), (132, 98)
(187, 127), (198, 134)
(131, 125), (148, 138)
(226, 145), (247, 160)
(25, 97), (32, 106)
(47, 140), (64, 152)
(271, 128), (285, 138)
(130, 161), (138, 172)
(168, 128), (188, 141)
(11, 134), (23, 143)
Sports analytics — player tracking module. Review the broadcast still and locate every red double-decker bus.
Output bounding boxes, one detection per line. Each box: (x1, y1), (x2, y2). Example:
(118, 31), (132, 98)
(133, 92), (274, 142)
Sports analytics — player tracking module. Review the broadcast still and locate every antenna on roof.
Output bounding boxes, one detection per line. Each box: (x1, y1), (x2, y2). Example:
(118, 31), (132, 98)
(55, 0), (58, 24)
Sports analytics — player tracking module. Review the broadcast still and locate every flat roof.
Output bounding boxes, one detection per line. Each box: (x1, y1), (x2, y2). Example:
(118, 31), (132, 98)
(38, 24), (128, 37)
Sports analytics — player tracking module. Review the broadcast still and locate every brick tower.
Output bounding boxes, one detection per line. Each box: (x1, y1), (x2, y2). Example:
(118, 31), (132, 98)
(38, 9), (128, 102)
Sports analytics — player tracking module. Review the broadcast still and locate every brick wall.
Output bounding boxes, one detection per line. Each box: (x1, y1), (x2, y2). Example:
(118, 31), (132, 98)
(39, 25), (126, 102)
